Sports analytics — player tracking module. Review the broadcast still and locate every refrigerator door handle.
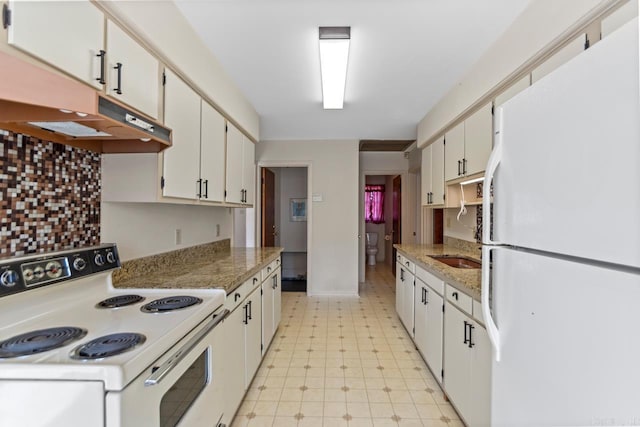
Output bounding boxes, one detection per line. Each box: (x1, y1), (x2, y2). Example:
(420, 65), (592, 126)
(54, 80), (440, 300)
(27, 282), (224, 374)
(482, 245), (501, 361)
(482, 113), (503, 245)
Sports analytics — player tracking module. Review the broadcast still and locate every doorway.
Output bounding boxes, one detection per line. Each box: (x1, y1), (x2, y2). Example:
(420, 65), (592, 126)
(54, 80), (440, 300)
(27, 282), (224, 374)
(391, 175), (401, 276)
(261, 166), (308, 292)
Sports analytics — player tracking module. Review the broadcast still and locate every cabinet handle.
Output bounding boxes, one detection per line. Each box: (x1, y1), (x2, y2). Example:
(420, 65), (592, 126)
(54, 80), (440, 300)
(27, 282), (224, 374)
(113, 62), (123, 95)
(248, 300), (252, 320)
(457, 160), (462, 176)
(400, 270), (404, 282)
(203, 180), (208, 198)
(197, 179), (202, 198)
(234, 292), (241, 302)
(463, 320), (470, 345)
(421, 287), (425, 304)
(253, 277), (258, 284)
(463, 158), (467, 175)
(424, 288), (429, 305)
(96, 50), (106, 85)
(468, 323), (475, 348)
(452, 291), (458, 301)
(272, 274), (277, 289)
(243, 304), (248, 324)
(405, 261), (410, 267)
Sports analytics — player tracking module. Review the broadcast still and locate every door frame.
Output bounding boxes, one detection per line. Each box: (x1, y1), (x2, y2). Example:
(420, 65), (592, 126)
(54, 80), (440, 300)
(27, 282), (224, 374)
(359, 170), (410, 283)
(256, 161), (312, 295)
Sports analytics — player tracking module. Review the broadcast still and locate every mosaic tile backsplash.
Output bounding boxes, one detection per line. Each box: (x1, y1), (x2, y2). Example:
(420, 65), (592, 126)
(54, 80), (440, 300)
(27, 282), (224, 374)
(0, 130), (101, 258)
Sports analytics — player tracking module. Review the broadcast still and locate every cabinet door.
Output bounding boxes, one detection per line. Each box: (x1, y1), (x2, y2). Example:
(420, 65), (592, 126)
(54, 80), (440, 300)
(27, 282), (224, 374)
(225, 123), (244, 204)
(395, 263), (404, 318)
(443, 301), (472, 422)
(106, 21), (160, 119)
(242, 137), (256, 206)
(8, 0), (104, 89)
(444, 123), (465, 182)
(414, 281), (428, 355)
(162, 70), (201, 200)
(431, 136), (445, 205)
(421, 145), (432, 206)
(200, 101), (226, 202)
(464, 103), (493, 177)
(469, 321), (491, 427)
(531, 34), (585, 83)
(402, 272), (415, 336)
(424, 287), (444, 383)
(273, 268), (282, 331)
(245, 287), (263, 388)
(221, 307), (247, 426)
(261, 280), (274, 356)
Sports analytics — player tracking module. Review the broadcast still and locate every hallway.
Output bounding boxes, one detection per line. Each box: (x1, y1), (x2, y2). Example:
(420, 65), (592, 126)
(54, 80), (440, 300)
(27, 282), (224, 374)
(230, 264), (463, 427)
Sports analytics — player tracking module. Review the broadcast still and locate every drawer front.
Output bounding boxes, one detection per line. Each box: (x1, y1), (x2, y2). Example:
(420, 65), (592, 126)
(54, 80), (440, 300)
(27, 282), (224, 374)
(415, 265), (444, 295)
(261, 259), (280, 281)
(397, 254), (415, 274)
(225, 273), (260, 311)
(445, 284), (472, 315)
(472, 299), (484, 325)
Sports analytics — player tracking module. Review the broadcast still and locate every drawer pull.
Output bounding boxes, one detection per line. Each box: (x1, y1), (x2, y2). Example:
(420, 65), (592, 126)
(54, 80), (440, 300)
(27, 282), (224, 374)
(452, 291), (459, 301)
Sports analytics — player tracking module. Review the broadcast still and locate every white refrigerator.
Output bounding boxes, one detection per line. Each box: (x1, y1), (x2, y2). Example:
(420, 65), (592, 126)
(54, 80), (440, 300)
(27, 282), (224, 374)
(481, 17), (640, 427)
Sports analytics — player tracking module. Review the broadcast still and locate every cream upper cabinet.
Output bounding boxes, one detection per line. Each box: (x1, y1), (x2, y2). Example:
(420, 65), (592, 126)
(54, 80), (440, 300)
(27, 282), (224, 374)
(431, 137), (445, 205)
(532, 34), (585, 83)
(421, 144), (433, 206)
(463, 103), (493, 177)
(7, 0), (104, 89)
(422, 136), (445, 206)
(444, 122), (465, 182)
(243, 136), (256, 206)
(225, 123), (255, 206)
(225, 123), (244, 204)
(601, 1), (638, 38)
(162, 69), (201, 200)
(200, 102), (226, 203)
(106, 20), (160, 119)
(445, 103), (492, 181)
(494, 76), (530, 107)
(163, 70), (226, 202)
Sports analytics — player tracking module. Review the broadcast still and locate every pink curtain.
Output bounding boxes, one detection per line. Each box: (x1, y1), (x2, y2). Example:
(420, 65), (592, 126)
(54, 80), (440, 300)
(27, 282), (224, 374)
(365, 185), (385, 224)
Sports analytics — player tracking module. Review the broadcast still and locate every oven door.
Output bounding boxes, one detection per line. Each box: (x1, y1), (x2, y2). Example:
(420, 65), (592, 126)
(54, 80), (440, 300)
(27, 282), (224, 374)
(106, 308), (229, 427)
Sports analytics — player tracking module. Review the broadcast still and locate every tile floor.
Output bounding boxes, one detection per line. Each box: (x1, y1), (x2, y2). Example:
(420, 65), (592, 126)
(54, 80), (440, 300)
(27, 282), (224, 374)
(230, 263), (464, 427)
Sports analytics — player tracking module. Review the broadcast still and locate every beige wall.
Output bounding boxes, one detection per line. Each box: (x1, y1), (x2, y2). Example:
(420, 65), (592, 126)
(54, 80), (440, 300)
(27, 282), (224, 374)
(101, 202), (232, 261)
(257, 140), (359, 297)
(99, 0), (259, 140)
(417, 0), (611, 147)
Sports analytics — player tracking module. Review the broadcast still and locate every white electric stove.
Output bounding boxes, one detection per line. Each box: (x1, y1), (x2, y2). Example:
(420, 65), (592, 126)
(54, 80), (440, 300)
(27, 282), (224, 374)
(0, 244), (228, 427)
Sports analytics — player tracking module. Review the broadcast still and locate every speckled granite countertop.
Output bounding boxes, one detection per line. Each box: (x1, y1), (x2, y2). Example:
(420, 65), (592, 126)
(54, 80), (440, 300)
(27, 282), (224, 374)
(112, 241), (283, 294)
(394, 243), (482, 300)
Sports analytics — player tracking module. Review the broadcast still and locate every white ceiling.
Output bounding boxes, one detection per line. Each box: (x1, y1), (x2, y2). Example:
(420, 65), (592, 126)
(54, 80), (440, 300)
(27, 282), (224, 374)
(175, 0), (530, 141)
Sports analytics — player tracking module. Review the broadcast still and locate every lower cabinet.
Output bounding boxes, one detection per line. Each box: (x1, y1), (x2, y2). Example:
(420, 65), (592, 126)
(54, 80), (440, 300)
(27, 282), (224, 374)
(395, 263), (415, 335)
(414, 278), (444, 383)
(221, 301), (247, 426)
(244, 287), (263, 388)
(443, 301), (491, 426)
(261, 265), (282, 356)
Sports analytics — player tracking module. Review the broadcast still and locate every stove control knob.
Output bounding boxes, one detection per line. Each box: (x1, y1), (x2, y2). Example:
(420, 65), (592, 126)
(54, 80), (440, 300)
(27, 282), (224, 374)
(46, 261), (62, 279)
(1, 270), (19, 287)
(73, 258), (87, 272)
(94, 253), (105, 267)
(106, 252), (116, 264)
(33, 266), (45, 280)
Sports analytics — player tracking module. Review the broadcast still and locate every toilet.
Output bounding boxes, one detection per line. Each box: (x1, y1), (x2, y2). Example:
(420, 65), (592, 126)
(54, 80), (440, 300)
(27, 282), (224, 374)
(366, 232), (379, 265)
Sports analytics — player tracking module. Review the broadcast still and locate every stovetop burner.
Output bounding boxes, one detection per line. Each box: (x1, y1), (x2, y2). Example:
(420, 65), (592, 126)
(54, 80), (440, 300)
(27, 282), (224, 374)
(96, 294), (145, 309)
(140, 296), (203, 313)
(70, 333), (146, 360)
(0, 327), (87, 358)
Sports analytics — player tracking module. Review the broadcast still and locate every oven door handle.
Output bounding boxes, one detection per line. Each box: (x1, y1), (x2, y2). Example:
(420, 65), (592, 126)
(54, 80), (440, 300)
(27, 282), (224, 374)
(144, 308), (230, 387)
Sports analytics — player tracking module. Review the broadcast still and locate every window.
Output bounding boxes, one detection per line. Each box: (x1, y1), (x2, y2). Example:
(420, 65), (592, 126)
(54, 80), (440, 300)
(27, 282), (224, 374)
(365, 185), (385, 223)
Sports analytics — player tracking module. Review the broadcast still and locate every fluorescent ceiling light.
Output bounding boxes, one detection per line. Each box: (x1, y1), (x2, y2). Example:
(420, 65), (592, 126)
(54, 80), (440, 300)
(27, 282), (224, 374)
(319, 27), (350, 109)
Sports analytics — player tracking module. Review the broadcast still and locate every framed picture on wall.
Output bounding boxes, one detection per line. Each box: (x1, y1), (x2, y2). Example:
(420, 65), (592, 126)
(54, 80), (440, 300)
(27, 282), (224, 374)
(290, 198), (307, 222)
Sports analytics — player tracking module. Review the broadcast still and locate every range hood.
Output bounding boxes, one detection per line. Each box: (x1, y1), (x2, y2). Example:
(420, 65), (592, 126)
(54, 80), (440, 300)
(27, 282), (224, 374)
(0, 51), (171, 153)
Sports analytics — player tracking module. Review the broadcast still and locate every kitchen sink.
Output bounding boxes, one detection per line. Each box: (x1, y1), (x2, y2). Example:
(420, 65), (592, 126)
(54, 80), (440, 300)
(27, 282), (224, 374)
(429, 255), (481, 269)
